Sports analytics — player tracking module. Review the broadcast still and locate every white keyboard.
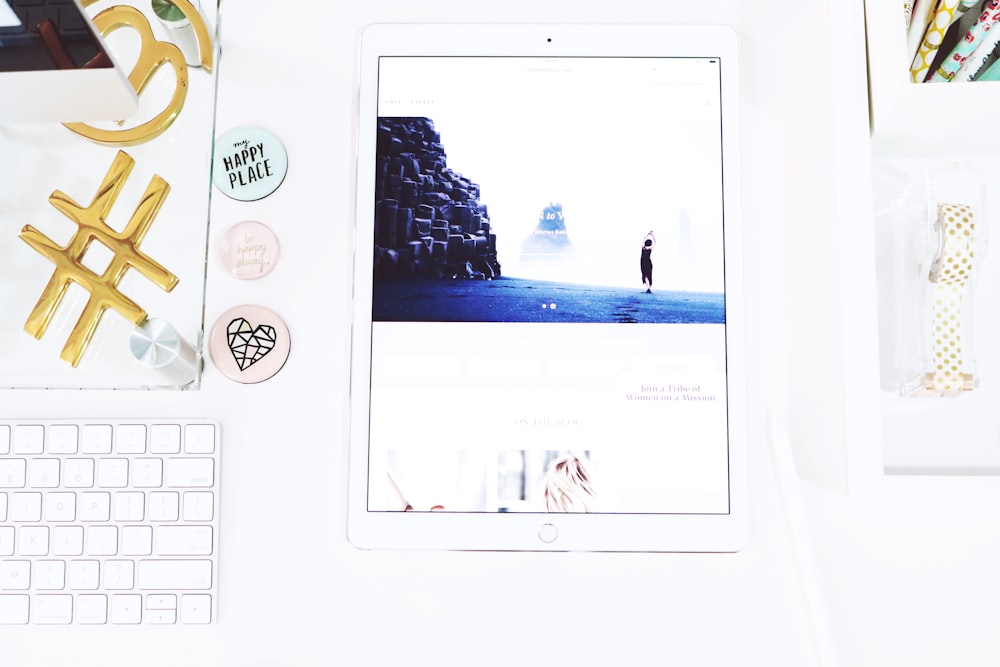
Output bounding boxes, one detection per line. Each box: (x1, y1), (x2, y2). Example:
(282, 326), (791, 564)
(0, 419), (220, 625)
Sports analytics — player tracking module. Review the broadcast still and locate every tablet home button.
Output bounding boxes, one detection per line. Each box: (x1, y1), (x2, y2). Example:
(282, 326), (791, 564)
(538, 523), (558, 544)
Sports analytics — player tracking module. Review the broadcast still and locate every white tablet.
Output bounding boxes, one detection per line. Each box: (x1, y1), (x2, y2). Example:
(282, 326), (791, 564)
(349, 23), (747, 552)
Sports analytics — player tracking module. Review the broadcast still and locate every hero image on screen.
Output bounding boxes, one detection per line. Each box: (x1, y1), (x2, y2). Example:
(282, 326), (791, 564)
(372, 116), (725, 324)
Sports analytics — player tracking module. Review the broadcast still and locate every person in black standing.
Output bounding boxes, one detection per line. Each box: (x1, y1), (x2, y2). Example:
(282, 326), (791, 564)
(640, 231), (655, 293)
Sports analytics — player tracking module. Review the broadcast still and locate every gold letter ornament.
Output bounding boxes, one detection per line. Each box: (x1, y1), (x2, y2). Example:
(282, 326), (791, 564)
(67, 2), (214, 145)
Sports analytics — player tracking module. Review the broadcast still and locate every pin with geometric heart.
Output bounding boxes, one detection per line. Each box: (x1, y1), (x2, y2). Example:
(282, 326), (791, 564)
(209, 305), (290, 383)
(227, 317), (276, 370)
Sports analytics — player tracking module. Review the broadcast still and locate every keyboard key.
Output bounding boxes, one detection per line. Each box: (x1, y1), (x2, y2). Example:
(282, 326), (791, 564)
(17, 526), (48, 556)
(79, 492), (110, 521)
(138, 560), (212, 590)
(0, 528), (13, 557)
(97, 459), (128, 488)
(0, 426), (9, 455)
(132, 458), (163, 488)
(182, 491), (214, 521)
(58, 4), (87, 32)
(146, 608), (177, 624)
(104, 560), (134, 590)
(120, 526), (152, 556)
(0, 595), (28, 624)
(0, 493), (6, 521)
(148, 491), (179, 521)
(33, 560), (65, 590)
(87, 526), (118, 556)
(81, 425), (112, 454)
(113, 492), (145, 522)
(29, 459), (59, 488)
(110, 594), (142, 624)
(68, 560), (99, 590)
(165, 459), (214, 488)
(10, 492), (41, 521)
(116, 425), (146, 454)
(76, 594), (107, 624)
(12, 425), (43, 454)
(32, 594), (73, 624)
(0, 561), (30, 590)
(184, 424), (215, 454)
(180, 594), (212, 624)
(47, 424), (78, 454)
(150, 424), (181, 454)
(45, 492), (76, 521)
(146, 594), (177, 610)
(51, 526), (83, 556)
(155, 526), (213, 556)
(0, 460), (26, 488)
(64, 458), (94, 488)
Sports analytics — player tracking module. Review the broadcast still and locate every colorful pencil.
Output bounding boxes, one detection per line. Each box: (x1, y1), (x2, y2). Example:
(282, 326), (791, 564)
(907, 0), (939, 66)
(954, 16), (1000, 80)
(910, 0), (963, 82)
(949, 0), (981, 26)
(929, 0), (1000, 81)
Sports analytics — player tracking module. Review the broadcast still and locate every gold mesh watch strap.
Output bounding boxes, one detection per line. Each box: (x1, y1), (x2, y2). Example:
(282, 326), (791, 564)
(926, 203), (975, 392)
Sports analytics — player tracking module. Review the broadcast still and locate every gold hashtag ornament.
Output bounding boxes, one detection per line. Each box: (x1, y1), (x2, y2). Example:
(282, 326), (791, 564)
(19, 151), (179, 367)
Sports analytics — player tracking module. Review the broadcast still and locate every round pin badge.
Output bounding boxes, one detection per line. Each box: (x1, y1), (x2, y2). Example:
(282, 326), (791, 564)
(218, 221), (280, 279)
(213, 126), (288, 201)
(209, 305), (290, 383)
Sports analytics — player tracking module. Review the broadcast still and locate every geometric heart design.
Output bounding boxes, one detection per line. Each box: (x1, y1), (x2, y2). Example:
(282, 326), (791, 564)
(226, 317), (276, 370)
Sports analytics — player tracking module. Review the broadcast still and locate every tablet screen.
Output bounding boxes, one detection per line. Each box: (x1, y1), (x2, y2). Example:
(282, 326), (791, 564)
(364, 54), (732, 517)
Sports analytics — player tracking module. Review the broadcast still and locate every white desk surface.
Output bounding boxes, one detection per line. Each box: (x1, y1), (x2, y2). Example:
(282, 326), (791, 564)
(3, 0), (997, 665)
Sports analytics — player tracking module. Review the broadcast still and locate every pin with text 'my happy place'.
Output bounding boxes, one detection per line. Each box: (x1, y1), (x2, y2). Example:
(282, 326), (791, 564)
(213, 126), (288, 201)
(209, 305), (290, 384)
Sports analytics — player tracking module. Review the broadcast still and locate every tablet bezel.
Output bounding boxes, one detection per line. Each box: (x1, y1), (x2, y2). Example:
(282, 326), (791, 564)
(348, 23), (747, 552)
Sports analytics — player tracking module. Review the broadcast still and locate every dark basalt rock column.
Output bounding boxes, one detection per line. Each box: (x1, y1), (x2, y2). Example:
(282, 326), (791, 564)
(373, 117), (501, 280)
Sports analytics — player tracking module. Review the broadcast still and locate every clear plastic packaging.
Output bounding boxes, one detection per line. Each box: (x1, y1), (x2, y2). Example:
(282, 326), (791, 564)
(873, 160), (989, 397)
(0, 0), (222, 390)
